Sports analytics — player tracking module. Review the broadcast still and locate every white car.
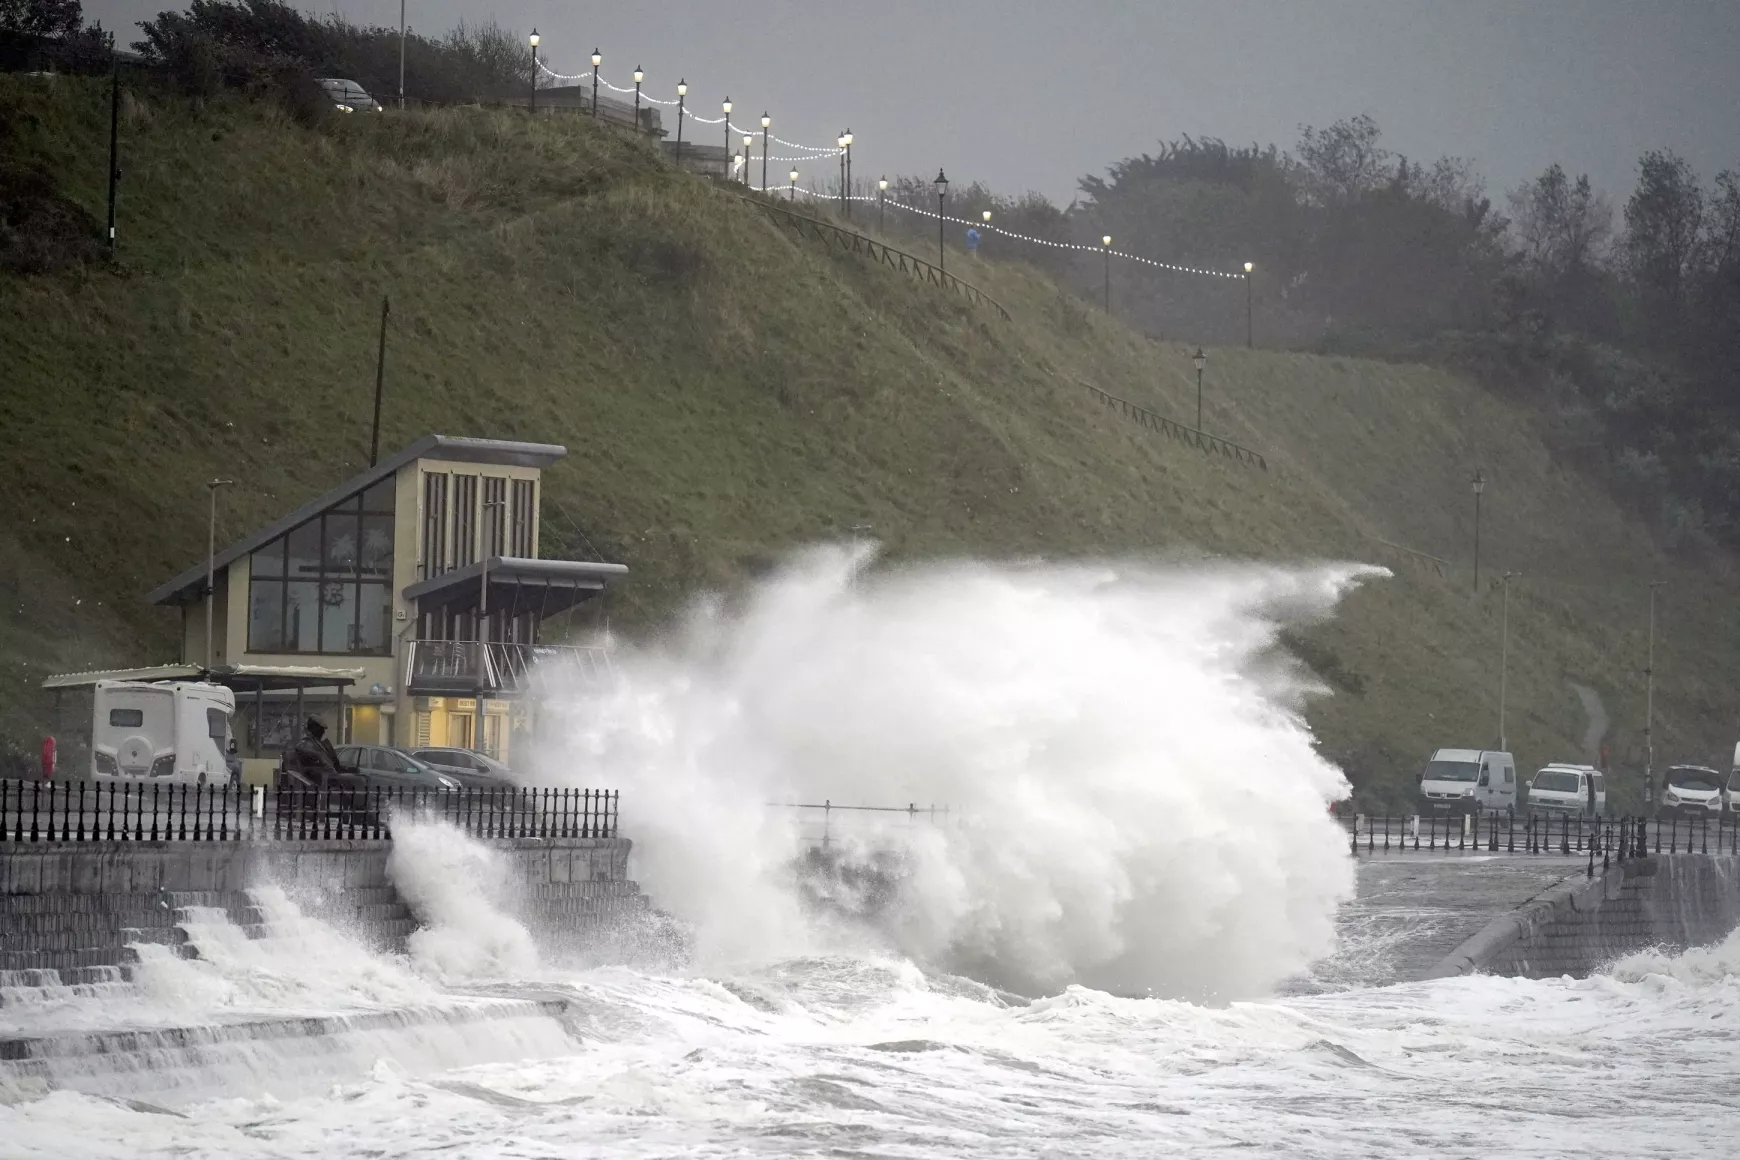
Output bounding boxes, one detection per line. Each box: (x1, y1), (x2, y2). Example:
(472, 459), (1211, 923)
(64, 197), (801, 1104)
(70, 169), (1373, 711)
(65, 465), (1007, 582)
(1660, 765), (1724, 818)
(1527, 764), (1605, 816)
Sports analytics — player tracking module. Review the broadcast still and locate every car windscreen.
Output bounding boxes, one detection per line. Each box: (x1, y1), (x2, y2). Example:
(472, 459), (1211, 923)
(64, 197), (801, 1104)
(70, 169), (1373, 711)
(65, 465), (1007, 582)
(1667, 771), (1719, 792)
(1532, 770), (1582, 793)
(1422, 760), (1480, 783)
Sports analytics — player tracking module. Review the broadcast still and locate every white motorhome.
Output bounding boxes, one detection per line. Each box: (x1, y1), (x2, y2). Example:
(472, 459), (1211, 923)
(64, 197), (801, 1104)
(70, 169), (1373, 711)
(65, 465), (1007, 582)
(91, 680), (236, 784)
(1417, 748), (1517, 816)
(1527, 764), (1605, 816)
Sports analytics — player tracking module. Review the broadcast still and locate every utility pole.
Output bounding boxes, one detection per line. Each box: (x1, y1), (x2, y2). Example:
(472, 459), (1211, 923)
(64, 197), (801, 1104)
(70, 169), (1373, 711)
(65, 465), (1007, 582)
(1498, 572), (1518, 751)
(205, 479), (235, 668)
(1470, 469), (1486, 593)
(369, 295), (390, 466)
(397, 0), (406, 108)
(1645, 580), (1665, 811)
(106, 39), (120, 257)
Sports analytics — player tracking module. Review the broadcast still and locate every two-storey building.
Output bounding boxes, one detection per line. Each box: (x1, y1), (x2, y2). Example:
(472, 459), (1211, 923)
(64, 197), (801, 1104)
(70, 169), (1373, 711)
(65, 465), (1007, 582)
(145, 435), (625, 765)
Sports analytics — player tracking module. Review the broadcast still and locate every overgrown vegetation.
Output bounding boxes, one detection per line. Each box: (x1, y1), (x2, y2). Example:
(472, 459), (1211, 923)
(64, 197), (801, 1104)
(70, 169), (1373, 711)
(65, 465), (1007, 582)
(2, 70), (1737, 813)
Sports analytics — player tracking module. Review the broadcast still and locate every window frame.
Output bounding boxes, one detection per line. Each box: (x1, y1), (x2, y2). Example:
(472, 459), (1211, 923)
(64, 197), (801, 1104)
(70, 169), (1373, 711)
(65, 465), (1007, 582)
(246, 482), (397, 657)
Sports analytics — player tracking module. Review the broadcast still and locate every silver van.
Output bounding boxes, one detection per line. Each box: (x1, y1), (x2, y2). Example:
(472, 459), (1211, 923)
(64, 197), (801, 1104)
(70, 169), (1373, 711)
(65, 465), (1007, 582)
(1527, 764), (1605, 816)
(1417, 748), (1518, 816)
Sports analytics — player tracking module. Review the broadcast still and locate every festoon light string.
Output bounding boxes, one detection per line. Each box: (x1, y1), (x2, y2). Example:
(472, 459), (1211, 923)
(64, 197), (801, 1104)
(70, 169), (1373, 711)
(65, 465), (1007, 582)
(535, 58), (1244, 281)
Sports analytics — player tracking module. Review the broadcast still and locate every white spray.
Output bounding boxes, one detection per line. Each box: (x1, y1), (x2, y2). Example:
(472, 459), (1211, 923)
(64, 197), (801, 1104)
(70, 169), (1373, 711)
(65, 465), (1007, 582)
(386, 818), (541, 983)
(540, 547), (1371, 1000)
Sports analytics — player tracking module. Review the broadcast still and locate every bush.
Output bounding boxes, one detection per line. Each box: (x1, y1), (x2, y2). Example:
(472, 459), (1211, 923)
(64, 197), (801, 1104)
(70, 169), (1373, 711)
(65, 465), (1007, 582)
(0, 160), (102, 273)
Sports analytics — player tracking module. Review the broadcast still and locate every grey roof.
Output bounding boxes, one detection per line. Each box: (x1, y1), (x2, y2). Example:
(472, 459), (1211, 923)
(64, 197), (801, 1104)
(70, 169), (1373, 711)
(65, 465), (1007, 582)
(147, 435), (568, 607)
(402, 556), (629, 605)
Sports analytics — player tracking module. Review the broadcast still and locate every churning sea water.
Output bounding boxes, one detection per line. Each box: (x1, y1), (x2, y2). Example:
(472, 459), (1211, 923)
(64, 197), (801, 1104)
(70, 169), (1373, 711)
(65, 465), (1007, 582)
(3, 552), (1734, 1156)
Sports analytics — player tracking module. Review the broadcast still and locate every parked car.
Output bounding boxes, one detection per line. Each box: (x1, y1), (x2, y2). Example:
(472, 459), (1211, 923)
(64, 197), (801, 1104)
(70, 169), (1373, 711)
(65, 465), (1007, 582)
(1660, 765), (1724, 818)
(334, 744), (461, 791)
(316, 77), (382, 113)
(410, 748), (516, 789)
(1417, 748), (1517, 816)
(1527, 764), (1605, 816)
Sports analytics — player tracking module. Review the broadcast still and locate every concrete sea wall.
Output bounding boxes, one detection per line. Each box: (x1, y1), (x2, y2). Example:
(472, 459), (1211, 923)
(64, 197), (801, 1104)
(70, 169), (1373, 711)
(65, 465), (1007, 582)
(1427, 855), (1740, 979)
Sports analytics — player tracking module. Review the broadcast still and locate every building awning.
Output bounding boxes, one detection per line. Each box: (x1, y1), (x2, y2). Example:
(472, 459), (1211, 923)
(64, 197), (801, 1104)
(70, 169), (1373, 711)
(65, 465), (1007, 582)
(402, 556), (629, 619)
(147, 434), (570, 607)
(43, 663), (363, 692)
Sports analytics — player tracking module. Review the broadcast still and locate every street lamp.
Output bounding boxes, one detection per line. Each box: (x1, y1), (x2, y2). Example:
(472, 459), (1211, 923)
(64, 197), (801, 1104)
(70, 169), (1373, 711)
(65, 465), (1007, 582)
(1645, 580), (1666, 811)
(1243, 260), (1254, 348)
(760, 111), (770, 192)
(396, 0), (406, 109)
(934, 169), (949, 274)
(527, 29), (539, 115)
(674, 79), (686, 165)
(789, 167), (798, 202)
(1470, 469), (1486, 593)
(205, 479), (234, 667)
(590, 49), (601, 118)
(835, 129), (849, 220)
(1498, 572), (1519, 751)
(633, 66), (643, 129)
(878, 176), (888, 232)
(838, 131), (848, 214)
(721, 96), (731, 162)
(1101, 235), (1112, 313)
(1192, 346), (1206, 430)
(743, 134), (754, 186)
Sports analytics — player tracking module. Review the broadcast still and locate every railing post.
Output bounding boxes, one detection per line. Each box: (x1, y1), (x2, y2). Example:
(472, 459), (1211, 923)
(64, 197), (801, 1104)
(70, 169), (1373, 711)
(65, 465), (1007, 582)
(1506, 810), (1514, 853)
(1349, 814), (1359, 856)
(74, 781), (86, 842)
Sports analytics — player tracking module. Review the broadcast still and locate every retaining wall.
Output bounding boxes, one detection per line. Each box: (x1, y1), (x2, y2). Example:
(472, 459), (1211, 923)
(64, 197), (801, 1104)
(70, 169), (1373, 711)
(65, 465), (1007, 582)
(0, 837), (645, 975)
(1427, 855), (1740, 979)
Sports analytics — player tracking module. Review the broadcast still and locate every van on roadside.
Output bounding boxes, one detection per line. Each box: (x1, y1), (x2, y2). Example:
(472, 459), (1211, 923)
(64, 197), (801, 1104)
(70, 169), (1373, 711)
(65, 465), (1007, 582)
(1417, 748), (1517, 816)
(1527, 764), (1605, 817)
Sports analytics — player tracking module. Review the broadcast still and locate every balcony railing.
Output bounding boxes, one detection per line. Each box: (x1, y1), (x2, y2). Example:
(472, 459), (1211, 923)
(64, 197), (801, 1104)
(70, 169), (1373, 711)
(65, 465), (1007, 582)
(404, 640), (614, 697)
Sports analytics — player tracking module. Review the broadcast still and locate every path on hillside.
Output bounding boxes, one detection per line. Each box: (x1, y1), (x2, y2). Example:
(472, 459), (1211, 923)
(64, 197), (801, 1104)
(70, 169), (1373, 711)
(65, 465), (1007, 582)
(1571, 682), (1610, 762)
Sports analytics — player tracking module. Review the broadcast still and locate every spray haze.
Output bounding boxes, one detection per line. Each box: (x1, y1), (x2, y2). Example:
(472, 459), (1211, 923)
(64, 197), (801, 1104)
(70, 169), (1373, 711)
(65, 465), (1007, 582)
(542, 546), (1374, 1000)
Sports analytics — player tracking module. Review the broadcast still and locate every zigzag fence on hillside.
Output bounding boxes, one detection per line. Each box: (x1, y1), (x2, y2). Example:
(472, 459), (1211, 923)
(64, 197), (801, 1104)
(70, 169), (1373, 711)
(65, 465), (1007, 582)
(1083, 384), (1268, 471)
(742, 198), (1012, 321)
(1371, 538), (1449, 578)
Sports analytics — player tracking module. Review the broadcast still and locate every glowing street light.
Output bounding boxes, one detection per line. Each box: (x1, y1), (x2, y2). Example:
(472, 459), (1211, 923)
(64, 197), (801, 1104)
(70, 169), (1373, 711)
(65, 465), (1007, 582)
(789, 167), (799, 202)
(743, 134), (755, 186)
(721, 96), (731, 162)
(760, 111), (771, 191)
(633, 66), (643, 128)
(1243, 260), (1254, 348)
(590, 48), (600, 119)
(1101, 234), (1113, 312)
(674, 78), (686, 165)
(878, 175), (888, 232)
(841, 128), (854, 219)
(527, 29), (539, 115)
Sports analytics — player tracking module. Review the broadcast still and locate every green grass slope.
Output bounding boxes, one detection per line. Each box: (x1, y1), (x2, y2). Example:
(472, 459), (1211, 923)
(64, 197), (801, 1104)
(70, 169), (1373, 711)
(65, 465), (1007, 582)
(2, 74), (1734, 803)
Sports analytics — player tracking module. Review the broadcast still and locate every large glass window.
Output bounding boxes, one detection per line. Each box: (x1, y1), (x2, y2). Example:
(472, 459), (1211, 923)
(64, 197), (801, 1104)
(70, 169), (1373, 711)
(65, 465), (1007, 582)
(247, 482), (396, 655)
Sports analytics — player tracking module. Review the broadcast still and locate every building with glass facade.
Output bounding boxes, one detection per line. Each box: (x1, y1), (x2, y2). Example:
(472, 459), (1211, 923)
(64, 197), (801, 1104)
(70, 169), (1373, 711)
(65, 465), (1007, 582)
(146, 435), (626, 765)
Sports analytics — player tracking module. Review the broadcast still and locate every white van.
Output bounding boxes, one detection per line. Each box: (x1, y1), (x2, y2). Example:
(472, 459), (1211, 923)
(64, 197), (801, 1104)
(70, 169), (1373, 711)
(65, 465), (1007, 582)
(1417, 748), (1517, 816)
(1527, 764), (1605, 816)
(91, 680), (236, 784)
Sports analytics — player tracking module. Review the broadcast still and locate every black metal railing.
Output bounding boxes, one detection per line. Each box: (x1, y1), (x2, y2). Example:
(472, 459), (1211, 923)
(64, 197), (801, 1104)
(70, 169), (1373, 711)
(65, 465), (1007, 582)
(403, 640), (615, 696)
(770, 800), (953, 850)
(0, 779), (618, 843)
(743, 199), (1013, 321)
(1341, 812), (1739, 874)
(1082, 382), (1269, 471)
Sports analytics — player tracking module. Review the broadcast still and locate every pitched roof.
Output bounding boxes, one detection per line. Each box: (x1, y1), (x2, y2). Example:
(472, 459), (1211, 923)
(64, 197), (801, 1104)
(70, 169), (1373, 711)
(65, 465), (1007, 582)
(147, 435), (567, 606)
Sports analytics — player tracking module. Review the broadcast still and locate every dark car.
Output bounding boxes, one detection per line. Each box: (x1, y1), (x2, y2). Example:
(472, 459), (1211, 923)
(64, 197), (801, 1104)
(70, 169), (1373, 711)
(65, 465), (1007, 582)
(315, 77), (383, 113)
(410, 747), (516, 790)
(335, 744), (462, 791)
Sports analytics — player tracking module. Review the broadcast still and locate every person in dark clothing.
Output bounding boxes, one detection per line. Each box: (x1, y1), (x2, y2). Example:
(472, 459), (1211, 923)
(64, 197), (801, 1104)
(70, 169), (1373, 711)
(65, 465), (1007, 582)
(282, 717), (346, 786)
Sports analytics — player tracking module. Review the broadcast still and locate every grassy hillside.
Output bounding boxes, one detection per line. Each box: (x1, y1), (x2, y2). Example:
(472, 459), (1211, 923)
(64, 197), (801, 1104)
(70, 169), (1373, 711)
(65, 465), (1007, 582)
(2, 73), (1735, 804)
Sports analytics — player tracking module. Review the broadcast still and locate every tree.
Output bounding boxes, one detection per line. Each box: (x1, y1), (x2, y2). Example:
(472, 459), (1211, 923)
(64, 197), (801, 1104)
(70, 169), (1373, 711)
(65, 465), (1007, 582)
(1508, 164), (1612, 278)
(0, 0), (83, 38)
(1295, 115), (1392, 206)
(1623, 150), (1704, 313)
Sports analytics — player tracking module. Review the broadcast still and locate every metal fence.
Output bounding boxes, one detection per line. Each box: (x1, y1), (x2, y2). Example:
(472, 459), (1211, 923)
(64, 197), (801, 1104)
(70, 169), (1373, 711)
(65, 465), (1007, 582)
(1083, 383), (1269, 471)
(1344, 811), (1739, 870)
(771, 800), (953, 849)
(0, 779), (618, 843)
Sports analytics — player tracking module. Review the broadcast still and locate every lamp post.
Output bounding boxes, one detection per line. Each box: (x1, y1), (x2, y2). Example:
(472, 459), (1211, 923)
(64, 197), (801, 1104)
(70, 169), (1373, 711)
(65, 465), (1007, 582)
(1101, 235), (1112, 312)
(205, 479), (234, 668)
(397, 0), (405, 108)
(789, 167), (798, 202)
(835, 129), (849, 220)
(1645, 580), (1666, 811)
(590, 49), (601, 118)
(674, 79), (686, 165)
(721, 96), (731, 161)
(1243, 260), (1254, 348)
(632, 67), (643, 130)
(838, 132), (847, 214)
(1470, 469), (1486, 593)
(1498, 571), (1518, 751)
(934, 169), (949, 274)
(743, 134), (755, 186)
(527, 29), (539, 115)
(105, 37), (119, 256)
(1192, 347), (1206, 429)
(760, 112), (770, 192)
(878, 176), (887, 232)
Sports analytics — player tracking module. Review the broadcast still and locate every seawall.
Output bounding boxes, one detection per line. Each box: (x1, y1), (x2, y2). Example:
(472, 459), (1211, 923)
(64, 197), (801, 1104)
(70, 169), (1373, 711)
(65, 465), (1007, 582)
(1427, 855), (1740, 979)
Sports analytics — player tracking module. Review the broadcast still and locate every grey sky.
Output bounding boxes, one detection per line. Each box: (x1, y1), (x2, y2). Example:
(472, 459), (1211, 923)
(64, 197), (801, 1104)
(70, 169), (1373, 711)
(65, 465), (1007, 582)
(85, 0), (1740, 210)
